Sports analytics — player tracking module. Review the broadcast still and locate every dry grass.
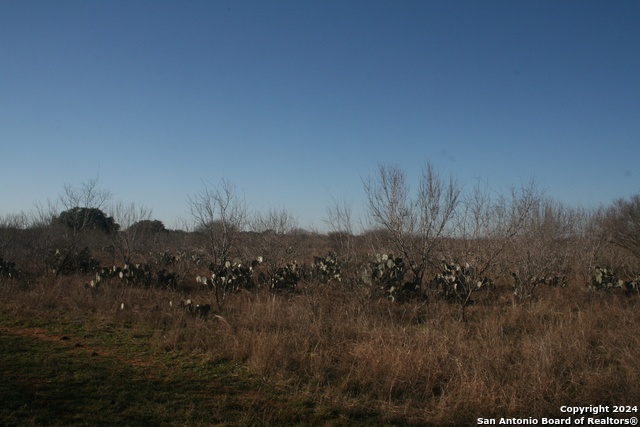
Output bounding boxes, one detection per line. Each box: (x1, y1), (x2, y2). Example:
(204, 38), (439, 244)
(1, 276), (638, 424)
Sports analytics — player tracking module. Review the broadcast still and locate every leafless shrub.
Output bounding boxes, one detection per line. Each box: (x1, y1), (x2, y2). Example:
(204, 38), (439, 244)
(324, 196), (362, 283)
(59, 176), (112, 212)
(508, 198), (577, 299)
(249, 207), (304, 289)
(602, 194), (640, 262)
(109, 201), (153, 265)
(442, 179), (543, 317)
(49, 178), (115, 276)
(363, 162), (461, 289)
(186, 178), (249, 265)
(0, 212), (29, 262)
(20, 202), (60, 276)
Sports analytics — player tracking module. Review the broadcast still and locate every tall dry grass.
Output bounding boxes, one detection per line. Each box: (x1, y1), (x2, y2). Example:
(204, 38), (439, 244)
(1, 276), (638, 424)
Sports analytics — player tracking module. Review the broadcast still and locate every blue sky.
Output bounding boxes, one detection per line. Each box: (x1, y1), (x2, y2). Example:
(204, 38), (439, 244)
(2, 0), (639, 230)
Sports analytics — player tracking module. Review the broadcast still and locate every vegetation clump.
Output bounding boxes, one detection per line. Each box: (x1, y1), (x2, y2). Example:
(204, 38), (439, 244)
(0, 257), (19, 279)
(310, 252), (342, 284)
(54, 207), (119, 234)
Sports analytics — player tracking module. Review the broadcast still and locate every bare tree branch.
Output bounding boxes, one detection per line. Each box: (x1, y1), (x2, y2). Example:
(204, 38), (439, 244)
(186, 178), (249, 264)
(60, 176), (112, 211)
(363, 162), (460, 287)
(109, 201), (152, 264)
(604, 194), (640, 261)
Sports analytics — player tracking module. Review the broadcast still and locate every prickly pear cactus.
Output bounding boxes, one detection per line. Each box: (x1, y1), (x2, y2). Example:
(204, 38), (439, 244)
(589, 266), (623, 291)
(269, 261), (300, 291)
(624, 279), (639, 295)
(512, 273), (567, 299)
(362, 254), (419, 302)
(371, 254), (405, 286)
(432, 261), (492, 304)
(92, 263), (153, 288)
(48, 247), (99, 276)
(311, 252), (342, 284)
(201, 259), (256, 292)
(0, 257), (19, 279)
(119, 263), (152, 287)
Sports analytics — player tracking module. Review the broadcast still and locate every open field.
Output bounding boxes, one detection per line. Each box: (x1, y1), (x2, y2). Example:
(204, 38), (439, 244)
(1, 181), (639, 425)
(0, 293), (381, 427)
(1, 274), (639, 426)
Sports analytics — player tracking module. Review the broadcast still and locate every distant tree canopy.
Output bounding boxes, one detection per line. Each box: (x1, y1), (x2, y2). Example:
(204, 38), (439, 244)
(129, 219), (167, 234)
(54, 207), (119, 234)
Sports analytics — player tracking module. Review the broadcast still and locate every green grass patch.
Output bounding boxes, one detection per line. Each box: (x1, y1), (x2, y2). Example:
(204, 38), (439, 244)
(0, 315), (381, 426)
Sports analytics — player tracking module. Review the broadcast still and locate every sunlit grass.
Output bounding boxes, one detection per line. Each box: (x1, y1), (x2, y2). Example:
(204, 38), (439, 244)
(1, 276), (639, 426)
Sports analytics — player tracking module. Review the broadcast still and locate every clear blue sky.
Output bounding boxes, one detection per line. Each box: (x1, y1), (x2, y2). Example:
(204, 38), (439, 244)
(2, 0), (639, 230)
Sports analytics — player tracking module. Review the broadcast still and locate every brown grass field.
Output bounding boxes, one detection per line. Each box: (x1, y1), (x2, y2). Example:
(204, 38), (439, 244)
(1, 186), (639, 425)
(1, 271), (638, 425)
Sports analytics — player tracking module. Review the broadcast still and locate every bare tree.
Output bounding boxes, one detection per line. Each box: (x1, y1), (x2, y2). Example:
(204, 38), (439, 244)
(33, 199), (60, 227)
(567, 206), (611, 285)
(109, 201), (152, 265)
(0, 212), (30, 271)
(325, 195), (357, 279)
(251, 207), (300, 281)
(508, 198), (577, 299)
(21, 200), (62, 275)
(59, 176), (112, 212)
(603, 194), (640, 261)
(441, 178), (543, 318)
(51, 178), (114, 276)
(363, 162), (461, 289)
(55, 177), (114, 237)
(186, 178), (249, 265)
(455, 179), (544, 274)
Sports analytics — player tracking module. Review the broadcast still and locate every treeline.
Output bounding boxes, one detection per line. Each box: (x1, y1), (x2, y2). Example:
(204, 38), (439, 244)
(1, 167), (639, 312)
